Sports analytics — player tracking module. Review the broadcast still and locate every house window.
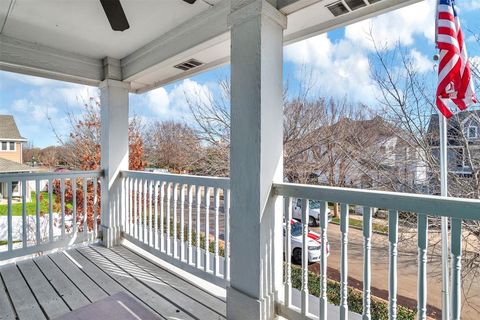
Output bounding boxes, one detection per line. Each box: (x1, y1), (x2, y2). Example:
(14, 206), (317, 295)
(0, 141), (15, 151)
(468, 126), (478, 139)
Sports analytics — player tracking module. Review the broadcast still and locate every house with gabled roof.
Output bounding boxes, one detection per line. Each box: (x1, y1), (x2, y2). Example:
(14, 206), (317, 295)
(427, 110), (480, 176)
(0, 115), (36, 200)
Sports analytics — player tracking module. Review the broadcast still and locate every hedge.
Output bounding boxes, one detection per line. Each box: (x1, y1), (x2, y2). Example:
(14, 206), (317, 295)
(290, 265), (416, 320)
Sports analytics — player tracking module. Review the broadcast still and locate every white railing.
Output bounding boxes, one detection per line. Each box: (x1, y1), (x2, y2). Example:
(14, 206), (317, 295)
(274, 182), (480, 320)
(0, 170), (102, 261)
(120, 170), (231, 287)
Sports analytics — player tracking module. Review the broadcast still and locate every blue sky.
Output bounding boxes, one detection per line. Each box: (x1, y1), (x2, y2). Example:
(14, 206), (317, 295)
(1, 0), (479, 148)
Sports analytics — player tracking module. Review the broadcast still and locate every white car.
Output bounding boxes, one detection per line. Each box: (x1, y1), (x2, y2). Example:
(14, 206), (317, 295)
(292, 198), (333, 227)
(284, 220), (330, 264)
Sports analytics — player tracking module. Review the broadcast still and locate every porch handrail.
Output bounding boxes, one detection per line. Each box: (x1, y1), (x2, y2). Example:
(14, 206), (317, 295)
(274, 182), (480, 220)
(0, 170), (103, 262)
(121, 170), (230, 189)
(0, 170), (103, 182)
(274, 181), (479, 320)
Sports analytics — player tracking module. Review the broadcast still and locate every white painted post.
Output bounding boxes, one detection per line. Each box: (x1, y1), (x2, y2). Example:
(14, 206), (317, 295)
(363, 206), (372, 320)
(340, 203), (349, 320)
(450, 218), (462, 320)
(417, 214), (428, 320)
(388, 210), (399, 320)
(227, 1), (286, 319)
(100, 74), (130, 248)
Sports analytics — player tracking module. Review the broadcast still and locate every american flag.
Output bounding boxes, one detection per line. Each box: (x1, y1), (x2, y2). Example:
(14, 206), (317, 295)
(436, 0), (477, 118)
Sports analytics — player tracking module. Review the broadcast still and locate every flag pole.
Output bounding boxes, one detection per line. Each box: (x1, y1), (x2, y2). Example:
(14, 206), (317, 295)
(439, 115), (450, 320)
(434, 0), (450, 318)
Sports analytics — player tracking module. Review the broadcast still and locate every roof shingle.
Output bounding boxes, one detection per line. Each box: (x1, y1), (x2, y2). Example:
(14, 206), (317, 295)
(0, 158), (37, 173)
(0, 115), (25, 140)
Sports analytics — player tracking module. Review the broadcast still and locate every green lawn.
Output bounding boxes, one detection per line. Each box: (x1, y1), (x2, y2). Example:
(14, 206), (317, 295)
(331, 216), (389, 234)
(0, 192), (56, 216)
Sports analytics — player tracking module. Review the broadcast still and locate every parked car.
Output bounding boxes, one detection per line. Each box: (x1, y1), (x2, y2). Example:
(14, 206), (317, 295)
(284, 220), (330, 264)
(292, 198), (333, 227)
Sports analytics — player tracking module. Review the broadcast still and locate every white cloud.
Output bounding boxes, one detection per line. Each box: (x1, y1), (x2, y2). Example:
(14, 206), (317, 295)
(459, 0), (480, 11)
(284, 0), (439, 105)
(285, 34), (378, 105)
(146, 87), (170, 115)
(10, 98), (58, 122)
(344, 0), (435, 51)
(410, 49), (435, 73)
(143, 79), (213, 121)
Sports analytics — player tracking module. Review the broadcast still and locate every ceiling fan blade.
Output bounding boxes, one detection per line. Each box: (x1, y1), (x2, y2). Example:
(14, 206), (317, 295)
(182, 0), (197, 4)
(100, 0), (130, 31)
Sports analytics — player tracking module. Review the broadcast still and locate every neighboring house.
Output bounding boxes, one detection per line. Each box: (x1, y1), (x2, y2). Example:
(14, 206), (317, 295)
(0, 115), (36, 201)
(314, 116), (428, 192)
(427, 110), (480, 176)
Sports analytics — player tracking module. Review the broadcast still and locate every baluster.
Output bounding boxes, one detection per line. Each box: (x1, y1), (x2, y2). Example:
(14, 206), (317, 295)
(7, 181), (12, 251)
(60, 178), (65, 237)
(301, 198), (309, 316)
(72, 178), (77, 235)
(143, 179), (147, 243)
(166, 183), (172, 255)
(173, 183), (179, 258)
(134, 178), (138, 239)
(284, 196), (292, 307)
(154, 181), (159, 250)
(137, 179), (143, 241)
(137, 179), (145, 241)
(35, 179), (40, 244)
(224, 189), (230, 281)
(83, 178), (88, 237)
(450, 218), (462, 320)
(160, 181), (165, 252)
(363, 206), (372, 320)
(204, 186), (210, 272)
(319, 201), (328, 319)
(417, 214), (428, 320)
(48, 179), (53, 242)
(180, 184), (186, 261)
(388, 210), (399, 320)
(340, 203), (349, 320)
(122, 176), (126, 235)
(148, 180), (153, 247)
(188, 185), (194, 265)
(21, 180), (27, 248)
(196, 186), (202, 268)
(93, 177), (98, 238)
(214, 188), (220, 276)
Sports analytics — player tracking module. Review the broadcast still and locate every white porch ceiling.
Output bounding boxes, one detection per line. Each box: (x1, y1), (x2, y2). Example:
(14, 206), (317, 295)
(0, 0), (421, 93)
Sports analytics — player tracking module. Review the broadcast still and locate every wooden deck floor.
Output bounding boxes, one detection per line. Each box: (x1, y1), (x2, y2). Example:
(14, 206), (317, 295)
(0, 244), (226, 320)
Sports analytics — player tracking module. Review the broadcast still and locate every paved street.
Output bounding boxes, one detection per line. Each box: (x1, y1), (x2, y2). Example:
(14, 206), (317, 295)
(309, 223), (480, 320)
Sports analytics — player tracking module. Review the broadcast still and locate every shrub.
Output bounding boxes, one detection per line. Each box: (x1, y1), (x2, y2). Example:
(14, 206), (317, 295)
(290, 265), (416, 320)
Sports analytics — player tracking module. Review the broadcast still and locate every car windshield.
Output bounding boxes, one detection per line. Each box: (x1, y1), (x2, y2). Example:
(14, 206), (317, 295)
(291, 223), (302, 236)
(309, 200), (321, 210)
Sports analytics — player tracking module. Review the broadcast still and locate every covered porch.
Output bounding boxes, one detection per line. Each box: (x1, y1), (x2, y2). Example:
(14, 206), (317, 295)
(1, 0), (479, 319)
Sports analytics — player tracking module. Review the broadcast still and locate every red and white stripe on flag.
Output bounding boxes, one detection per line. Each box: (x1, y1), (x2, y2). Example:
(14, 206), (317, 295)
(436, 0), (477, 118)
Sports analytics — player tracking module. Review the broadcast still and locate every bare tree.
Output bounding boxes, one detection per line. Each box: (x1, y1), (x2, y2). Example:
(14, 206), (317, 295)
(144, 120), (201, 173)
(368, 35), (480, 312)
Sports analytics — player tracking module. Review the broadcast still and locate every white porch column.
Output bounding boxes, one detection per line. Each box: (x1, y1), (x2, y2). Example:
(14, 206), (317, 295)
(99, 78), (130, 248)
(228, 1), (286, 319)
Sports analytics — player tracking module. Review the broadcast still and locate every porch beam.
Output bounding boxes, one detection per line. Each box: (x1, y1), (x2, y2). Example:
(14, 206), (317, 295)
(0, 35), (103, 86)
(120, 0), (230, 82)
(100, 76), (130, 247)
(283, 0), (421, 44)
(227, 1), (286, 319)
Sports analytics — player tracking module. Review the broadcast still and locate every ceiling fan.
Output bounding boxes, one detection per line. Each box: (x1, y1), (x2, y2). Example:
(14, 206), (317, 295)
(100, 0), (198, 32)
